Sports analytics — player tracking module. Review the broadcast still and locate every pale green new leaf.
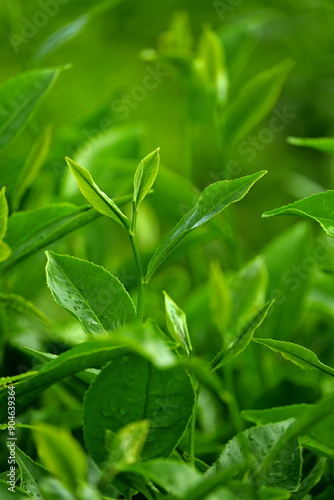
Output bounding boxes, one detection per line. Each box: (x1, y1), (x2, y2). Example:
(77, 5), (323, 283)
(0, 68), (60, 150)
(83, 353), (195, 464)
(46, 251), (136, 334)
(133, 148), (160, 209)
(32, 423), (87, 493)
(164, 291), (192, 354)
(66, 157), (129, 228)
(209, 261), (232, 333)
(211, 300), (274, 370)
(0, 293), (50, 325)
(223, 59), (294, 148)
(105, 420), (150, 469)
(253, 338), (334, 376)
(146, 171), (266, 280)
(288, 136), (334, 155)
(33, 0), (123, 64)
(0, 241), (11, 262)
(0, 187), (8, 240)
(12, 125), (53, 212)
(197, 26), (228, 105)
(263, 191), (334, 237)
(122, 459), (202, 496)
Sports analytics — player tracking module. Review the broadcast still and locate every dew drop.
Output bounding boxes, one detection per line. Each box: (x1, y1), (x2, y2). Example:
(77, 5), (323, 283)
(101, 409), (113, 418)
(261, 448), (267, 455)
(79, 286), (85, 291)
(272, 460), (280, 468)
(120, 407), (128, 416)
(248, 433), (254, 441)
(283, 475), (287, 481)
(276, 472), (282, 479)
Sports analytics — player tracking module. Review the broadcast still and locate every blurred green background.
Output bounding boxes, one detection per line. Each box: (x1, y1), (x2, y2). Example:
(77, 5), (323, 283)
(1, 0), (334, 407)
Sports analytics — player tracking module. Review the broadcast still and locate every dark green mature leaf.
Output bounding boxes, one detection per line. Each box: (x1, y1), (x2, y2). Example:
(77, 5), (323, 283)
(0, 203), (100, 275)
(211, 300), (274, 370)
(146, 171), (266, 280)
(208, 420), (302, 491)
(12, 125), (52, 212)
(0, 68), (60, 150)
(66, 157), (129, 228)
(243, 404), (334, 459)
(253, 338), (334, 376)
(255, 392), (334, 482)
(133, 148), (160, 210)
(222, 59), (294, 148)
(46, 251), (136, 334)
(164, 291), (192, 354)
(16, 447), (49, 498)
(288, 136), (334, 155)
(32, 423), (87, 492)
(83, 353), (195, 464)
(263, 191), (334, 237)
(0, 293), (50, 324)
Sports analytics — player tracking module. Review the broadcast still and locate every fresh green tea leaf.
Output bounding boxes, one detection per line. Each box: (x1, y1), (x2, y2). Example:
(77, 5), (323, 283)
(293, 458), (327, 500)
(66, 157), (129, 228)
(83, 353), (195, 464)
(0, 241), (11, 262)
(228, 255), (268, 341)
(288, 136), (334, 155)
(211, 300), (274, 370)
(209, 260), (232, 333)
(16, 447), (49, 498)
(197, 26), (228, 105)
(32, 423), (87, 492)
(133, 148), (160, 210)
(222, 59), (294, 148)
(12, 125), (53, 212)
(105, 420), (150, 469)
(46, 251), (136, 334)
(261, 223), (313, 340)
(122, 459), (202, 496)
(146, 171), (266, 280)
(0, 68), (60, 150)
(208, 420), (302, 491)
(0, 187), (8, 240)
(263, 191), (334, 237)
(0, 293), (50, 325)
(164, 291), (192, 354)
(253, 338), (334, 376)
(0, 203), (100, 275)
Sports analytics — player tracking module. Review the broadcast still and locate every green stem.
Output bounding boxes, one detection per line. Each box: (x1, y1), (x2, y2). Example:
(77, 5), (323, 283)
(223, 364), (244, 434)
(129, 202), (145, 322)
(189, 382), (199, 467)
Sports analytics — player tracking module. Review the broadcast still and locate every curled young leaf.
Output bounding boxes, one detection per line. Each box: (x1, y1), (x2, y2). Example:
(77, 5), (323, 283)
(66, 157), (129, 228)
(133, 148), (160, 210)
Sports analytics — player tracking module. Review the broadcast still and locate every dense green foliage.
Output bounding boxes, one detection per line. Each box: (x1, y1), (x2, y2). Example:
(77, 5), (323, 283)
(1, 1), (334, 498)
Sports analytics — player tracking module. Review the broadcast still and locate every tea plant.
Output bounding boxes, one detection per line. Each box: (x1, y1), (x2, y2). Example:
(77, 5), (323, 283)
(1, 5), (334, 500)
